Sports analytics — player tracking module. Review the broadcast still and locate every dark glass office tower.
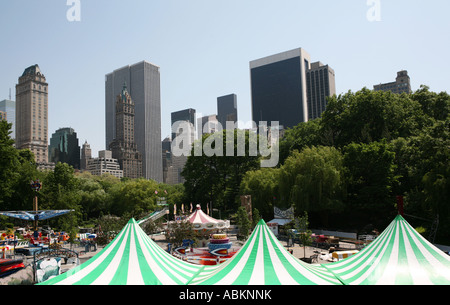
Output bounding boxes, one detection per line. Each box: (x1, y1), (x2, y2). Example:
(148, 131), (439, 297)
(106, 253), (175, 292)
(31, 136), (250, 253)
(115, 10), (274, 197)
(105, 61), (162, 182)
(171, 108), (196, 142)
(217, 94), (238, 130)
(250, 48), (311, 129)
(48, 127), (81, 169)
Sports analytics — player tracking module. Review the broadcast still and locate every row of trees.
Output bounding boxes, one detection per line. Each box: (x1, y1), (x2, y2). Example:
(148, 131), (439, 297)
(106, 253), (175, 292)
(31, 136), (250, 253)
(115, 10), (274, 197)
(1, 85), (448, 244)
(184, 86), (449, 244)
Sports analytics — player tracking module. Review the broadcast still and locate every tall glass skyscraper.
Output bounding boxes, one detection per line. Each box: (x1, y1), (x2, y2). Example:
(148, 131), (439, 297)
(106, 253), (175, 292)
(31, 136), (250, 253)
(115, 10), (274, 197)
(250, 48), (311, 129)
(105, 61), (162, 182)
(250, 48), (336, 129)
(171, 108), (196, 143)
(217, 94), (238, 130)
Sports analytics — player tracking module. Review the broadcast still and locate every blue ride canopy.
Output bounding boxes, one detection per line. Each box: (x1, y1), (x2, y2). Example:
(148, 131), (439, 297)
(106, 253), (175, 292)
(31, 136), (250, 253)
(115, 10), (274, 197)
(0, 210), (74, 221)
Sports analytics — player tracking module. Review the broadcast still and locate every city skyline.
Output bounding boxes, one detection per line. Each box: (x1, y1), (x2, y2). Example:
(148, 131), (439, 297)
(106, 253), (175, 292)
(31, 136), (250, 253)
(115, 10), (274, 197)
(1, 1), (449, 157)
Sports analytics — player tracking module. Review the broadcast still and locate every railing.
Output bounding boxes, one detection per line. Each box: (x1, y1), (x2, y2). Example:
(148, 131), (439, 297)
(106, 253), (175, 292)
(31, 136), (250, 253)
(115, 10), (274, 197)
(137, 207), (169, 226)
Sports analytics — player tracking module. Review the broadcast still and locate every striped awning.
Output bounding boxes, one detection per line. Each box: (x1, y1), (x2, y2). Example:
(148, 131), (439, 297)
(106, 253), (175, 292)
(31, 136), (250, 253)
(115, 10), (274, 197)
(323, 215), (450, 285)
(187, 219), (342, 285)
(187, 205), (229, 230)
(38, 218), (213, 285)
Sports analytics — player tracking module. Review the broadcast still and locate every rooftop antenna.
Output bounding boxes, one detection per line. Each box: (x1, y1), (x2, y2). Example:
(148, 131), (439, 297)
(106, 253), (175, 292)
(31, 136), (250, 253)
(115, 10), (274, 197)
(9, 88), (11, 100)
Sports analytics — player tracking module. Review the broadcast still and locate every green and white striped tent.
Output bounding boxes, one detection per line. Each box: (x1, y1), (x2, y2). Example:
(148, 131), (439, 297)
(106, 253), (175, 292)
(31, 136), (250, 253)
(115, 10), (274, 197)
(187, 219), (342, 285)
(323, 215), (450, 285)
(39, 218), (214, 285)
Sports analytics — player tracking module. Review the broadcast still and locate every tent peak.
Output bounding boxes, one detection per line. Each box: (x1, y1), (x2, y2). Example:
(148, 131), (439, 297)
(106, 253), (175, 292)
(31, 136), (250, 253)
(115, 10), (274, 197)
(257, 219), (266, 225)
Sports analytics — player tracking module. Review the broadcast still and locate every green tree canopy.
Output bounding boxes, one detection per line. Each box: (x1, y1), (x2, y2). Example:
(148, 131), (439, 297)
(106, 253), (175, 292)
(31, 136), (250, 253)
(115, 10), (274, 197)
(240, 167), (279, 220)
(182, 129), (261, 214)
(320, 88), (424, 147)
(279, 146), (346, 226)
(107, 178), (159, 218)
(343, 141), (398, 228)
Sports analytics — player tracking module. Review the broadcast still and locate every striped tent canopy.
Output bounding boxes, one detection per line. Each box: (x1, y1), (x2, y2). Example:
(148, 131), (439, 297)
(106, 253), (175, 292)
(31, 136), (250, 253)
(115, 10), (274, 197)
(323, 215), (450, 285)
(187, 204), (229, 231)
(38, 218), (215, 285)
(187, 219), (342, 285)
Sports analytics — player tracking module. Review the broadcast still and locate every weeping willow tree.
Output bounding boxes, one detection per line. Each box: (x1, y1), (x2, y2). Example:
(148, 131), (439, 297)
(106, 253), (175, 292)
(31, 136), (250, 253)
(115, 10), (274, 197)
(279, 146), (346, 226)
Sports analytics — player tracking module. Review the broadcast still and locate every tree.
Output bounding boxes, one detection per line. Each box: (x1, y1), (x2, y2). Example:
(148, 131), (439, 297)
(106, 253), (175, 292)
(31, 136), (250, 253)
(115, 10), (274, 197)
(252, 208), (261, 228)
(294, 212), (312, 259)
(279, 146), (346, 226)
(75, 172), (108, 221)
(279, 119), (323, 165)
(182, 130), (261, 214)
(165, 220), (198, 248)
(343, 141), (398, 228)
(411, 85), (450, 122)
(320, 88), (424, 147)
(0, 121), (39, 210)
(235, 206), (251, 241)
(108, 178), (159, 218)
(41, 162), (81, 241)
(240, 167), (280, 220)
(391, 119), (449, 243)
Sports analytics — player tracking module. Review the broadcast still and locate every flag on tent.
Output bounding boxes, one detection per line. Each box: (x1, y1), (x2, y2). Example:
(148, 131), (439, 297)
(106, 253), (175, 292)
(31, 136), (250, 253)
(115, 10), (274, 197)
(38, 218), (215, 285)
(323, 215), (450, 285)
(187, 219), (342, 285)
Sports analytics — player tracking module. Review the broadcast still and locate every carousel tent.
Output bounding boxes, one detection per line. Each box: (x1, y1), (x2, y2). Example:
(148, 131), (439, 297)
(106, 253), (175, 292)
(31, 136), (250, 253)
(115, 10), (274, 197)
(323, 215), (450, 285)
(187, 219), (342, 285)
(39, 218), (215, 285)
(187, 204), (229, 230)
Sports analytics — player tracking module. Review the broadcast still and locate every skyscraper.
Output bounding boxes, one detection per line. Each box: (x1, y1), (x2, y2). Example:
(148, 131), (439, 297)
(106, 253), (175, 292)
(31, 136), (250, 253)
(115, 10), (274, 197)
(306, 62), (336, 120)
(197, 114), (219, 139)
(105, 61), (162, 182)
(109, 83), (143, 179)
(15, 64), (50, 168)
(250, 48), (337, 128)
(162, 136), (172, 184)
(171, 108), (196, 142)
(250, 48), (311, 129)
(374, 70), (412, 94)
(0, 99), (15, 139)
(80, 140), (92, 171)
(170, 108), (196, 184)
(217, 94), (238, 130)
(48, 127), (81, 169)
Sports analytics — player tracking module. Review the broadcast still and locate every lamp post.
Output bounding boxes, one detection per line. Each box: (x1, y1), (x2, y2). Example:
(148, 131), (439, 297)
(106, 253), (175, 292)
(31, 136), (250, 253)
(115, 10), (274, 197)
(30, 180), (42, 232)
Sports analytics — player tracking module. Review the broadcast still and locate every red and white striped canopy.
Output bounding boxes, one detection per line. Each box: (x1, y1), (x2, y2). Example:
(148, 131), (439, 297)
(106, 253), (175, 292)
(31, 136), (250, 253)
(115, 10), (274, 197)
(187, 205), (229, 230)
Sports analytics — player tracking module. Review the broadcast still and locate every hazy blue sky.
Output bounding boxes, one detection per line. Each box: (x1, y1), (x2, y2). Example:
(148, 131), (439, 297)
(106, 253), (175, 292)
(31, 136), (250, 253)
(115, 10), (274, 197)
(1, 0), (449, 156)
